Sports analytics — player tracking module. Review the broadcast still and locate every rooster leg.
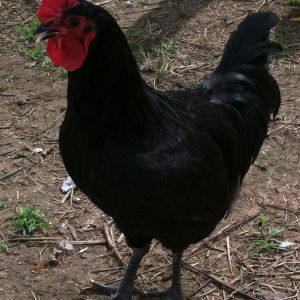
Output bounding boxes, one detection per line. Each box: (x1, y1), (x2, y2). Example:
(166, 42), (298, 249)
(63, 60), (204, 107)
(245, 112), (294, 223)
(167, 251), (185, 299)
(139, 251), (185, 300)
(91, 246), (149, 300)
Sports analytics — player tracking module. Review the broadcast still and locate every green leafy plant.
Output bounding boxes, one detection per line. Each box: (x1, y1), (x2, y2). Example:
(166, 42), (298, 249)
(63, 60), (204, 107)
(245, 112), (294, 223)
(286, 0), (300, 5)
(20, 18), (39, 42)
(274, 25), (293, 53)
(19, 18), (58, 71)
(40, 56), (57, 70)
(0, 240), (9, 253)
(250, 213), (285, 256)
(12, 204), (51, 236)
(22, 46), (59, 71)
(178, 8), (189, 19)
(23, 45), (45, 61)
(155, 39), (180, 56)
(0, 200), (6, 209)
(127, 28), (160, 49)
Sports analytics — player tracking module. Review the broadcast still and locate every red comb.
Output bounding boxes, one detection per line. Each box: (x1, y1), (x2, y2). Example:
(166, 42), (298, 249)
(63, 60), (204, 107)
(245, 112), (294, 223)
(38, 0), (80, 24)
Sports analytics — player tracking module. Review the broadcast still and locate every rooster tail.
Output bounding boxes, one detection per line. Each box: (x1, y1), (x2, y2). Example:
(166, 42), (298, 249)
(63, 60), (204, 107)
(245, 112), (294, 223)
(203, 12), (282, 179)
(204, 12), (282, 118)
(216, 12), (282, 73)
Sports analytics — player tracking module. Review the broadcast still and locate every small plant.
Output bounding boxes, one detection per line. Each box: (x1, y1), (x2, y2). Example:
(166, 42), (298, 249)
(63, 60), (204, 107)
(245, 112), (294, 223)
(60, 67), (68, 77)
(20, 18), (39, 42)
(23, 45), (45, 61)
(254, 150), (269, 171)
(40, 56), (57, 70)
(286, 0), (300, 5)
(19, 18), (57, 71)
(179, 8), (189, 19)
(250, 213), (285, 256)
(12, 204), (51, 236)
(274, 25), (293, 53)
(0, 240), (9, 253)
(0, 87), (7, 93)
(0, 200), (6, 209)
(127, 28), (160, 49)
(155, 40), (180, 56)
(23, 46), (58, 71)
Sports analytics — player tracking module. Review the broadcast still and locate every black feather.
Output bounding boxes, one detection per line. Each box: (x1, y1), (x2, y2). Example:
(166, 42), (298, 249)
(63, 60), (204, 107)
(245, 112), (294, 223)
(203, 12), (282, 180)
(217, 12), (282, 72)
(55, 4), (281, 290)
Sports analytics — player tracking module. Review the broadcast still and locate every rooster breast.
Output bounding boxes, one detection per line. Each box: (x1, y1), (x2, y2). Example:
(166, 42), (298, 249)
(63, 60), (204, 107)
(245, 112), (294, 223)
(59, 97), (242, 250)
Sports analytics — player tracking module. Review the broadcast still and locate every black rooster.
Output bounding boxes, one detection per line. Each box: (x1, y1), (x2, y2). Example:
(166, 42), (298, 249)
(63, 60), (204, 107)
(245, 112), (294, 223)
(35, 0), (282, 299)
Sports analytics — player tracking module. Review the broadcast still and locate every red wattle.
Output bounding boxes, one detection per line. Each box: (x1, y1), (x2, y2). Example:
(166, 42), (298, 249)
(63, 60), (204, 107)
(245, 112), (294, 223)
(47, 36), (86, 72)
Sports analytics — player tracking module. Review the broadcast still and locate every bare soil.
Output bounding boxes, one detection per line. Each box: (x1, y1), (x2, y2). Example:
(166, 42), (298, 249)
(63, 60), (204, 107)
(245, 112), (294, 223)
(0, 0), (299, 299)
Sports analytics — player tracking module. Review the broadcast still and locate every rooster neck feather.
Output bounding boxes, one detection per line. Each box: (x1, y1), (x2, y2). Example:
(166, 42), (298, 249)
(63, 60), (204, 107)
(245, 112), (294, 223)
(66, 8), (162, 139)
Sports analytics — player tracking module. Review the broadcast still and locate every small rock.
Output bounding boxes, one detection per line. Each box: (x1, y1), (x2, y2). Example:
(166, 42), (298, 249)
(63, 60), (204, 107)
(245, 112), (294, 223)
(33, 147), (43, 153)
(58, 240), (74, 253)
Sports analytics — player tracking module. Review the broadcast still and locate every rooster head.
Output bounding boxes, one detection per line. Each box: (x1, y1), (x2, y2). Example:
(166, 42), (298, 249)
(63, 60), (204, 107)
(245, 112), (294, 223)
(35, 0), (96, 71)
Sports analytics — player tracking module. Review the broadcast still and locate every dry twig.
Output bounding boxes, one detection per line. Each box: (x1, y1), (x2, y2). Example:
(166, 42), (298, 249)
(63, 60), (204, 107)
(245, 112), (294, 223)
(226, 236), (233, 274)
(184, 263), (260, 300)
(103, 223), (125, 266)
(0, 167), (23, 181)
(259, 203), (300, 214)
(7, 237), (106, 245)
(185, 213), (259, 261)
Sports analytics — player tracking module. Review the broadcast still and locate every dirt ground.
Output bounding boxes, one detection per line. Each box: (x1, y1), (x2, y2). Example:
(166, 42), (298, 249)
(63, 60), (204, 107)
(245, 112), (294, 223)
(0, 0), (299, 299)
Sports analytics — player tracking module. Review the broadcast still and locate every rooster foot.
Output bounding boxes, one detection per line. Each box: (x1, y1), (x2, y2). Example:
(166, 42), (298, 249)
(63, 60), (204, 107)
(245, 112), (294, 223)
(140, 288), (185, 300)
(91, 279), (144, 300)
(90, 279), (118, 296)
(91, 280), (185, 300)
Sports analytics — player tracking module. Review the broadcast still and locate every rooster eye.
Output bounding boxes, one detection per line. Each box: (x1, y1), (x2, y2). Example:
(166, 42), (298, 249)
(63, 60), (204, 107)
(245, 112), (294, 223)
(69, 17), (80, 28)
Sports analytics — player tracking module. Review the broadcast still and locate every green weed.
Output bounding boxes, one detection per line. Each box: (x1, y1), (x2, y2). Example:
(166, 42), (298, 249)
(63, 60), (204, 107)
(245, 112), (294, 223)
(19, 18), (58, 71)
(155, 40), (180, 56)
(250, 213), (285, 256)
(12, 204), (51, 236)
(22, 45), (59, 71)
(60, 68), (68, 77)
(274, 25), (293, 53)
(286, 0), (300, 5)
(40, 56), (57, 70)
(20, 18), (39, 42)
(23, 45), (44, 61)
(127, 28), (160, 49)
(0, 200), (6, 209)
(254, 150), (270, 171)
(178, 8), (189, 19)
(0, 240), (9, 253)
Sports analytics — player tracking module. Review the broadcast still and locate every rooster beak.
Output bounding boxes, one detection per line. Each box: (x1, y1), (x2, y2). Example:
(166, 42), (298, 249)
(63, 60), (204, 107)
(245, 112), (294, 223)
(35, 23), (56, 44)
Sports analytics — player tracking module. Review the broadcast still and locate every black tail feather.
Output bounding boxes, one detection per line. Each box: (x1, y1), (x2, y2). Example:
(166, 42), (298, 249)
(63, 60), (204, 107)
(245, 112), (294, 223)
(216, 12), (282, 73)
(207, 11), (282, 117)
(204, 12), (282, 180)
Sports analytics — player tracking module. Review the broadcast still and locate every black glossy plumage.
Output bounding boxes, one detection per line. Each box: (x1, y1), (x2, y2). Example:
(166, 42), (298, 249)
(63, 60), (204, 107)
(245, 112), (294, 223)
(59, 2), (281, 251)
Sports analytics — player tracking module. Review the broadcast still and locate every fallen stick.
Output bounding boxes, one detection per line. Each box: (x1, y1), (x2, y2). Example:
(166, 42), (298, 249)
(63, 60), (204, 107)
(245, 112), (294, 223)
(95, 0), (113, 5)
(0, 167), (23, 181)
(183, 263), (260, 300)
(259, 203), (300, 214)
(7, 237), (106, 245)
(185, 212), (259, 261)
(103, 223), (125, 266)
(70, 240), (106, 245)
(61, 189), (72, 204)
